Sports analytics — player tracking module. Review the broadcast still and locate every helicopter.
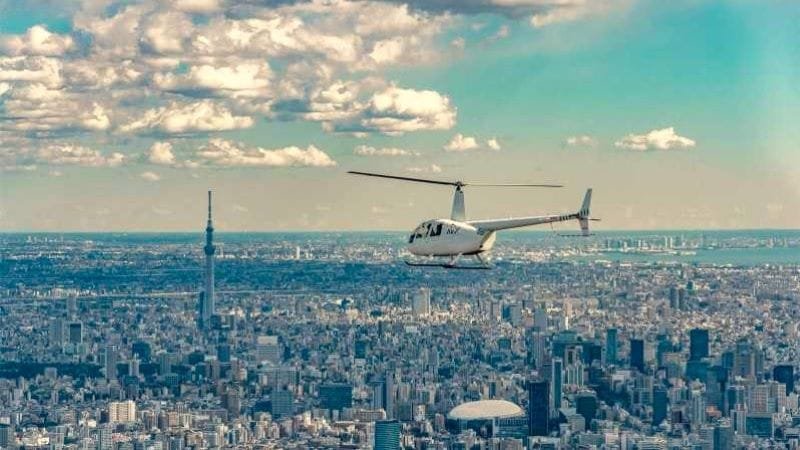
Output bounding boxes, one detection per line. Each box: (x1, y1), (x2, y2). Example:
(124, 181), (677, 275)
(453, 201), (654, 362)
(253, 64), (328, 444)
(348, 171), (596, 269)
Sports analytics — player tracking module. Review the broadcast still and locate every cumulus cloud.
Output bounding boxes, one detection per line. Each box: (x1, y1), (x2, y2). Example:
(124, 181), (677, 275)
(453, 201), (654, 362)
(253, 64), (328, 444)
(37, 144), (125, 167)
(366, 86), (456, 132)
(140, 171), (161, 181)
(147, 142), (176, 165)
(0, 0), (626, 177)
(443, 133), (479, 151)
(354, 145), (419, 157)
(615, 127), (696, 151)
(172, 0), (222, 14)
(0, 25), (75, 56)
(153, 60), (272, 98)
(0, 56), (62, 87)
(196, 138), (337, 168)
(407, 164), (443, 173)
(1, 143), (124, 171)
(384, 0), (627, 28)
(0, 83), (111, 132)
(486, 137), (501, 150)
(121, 100), (254, 134)
(565, 135), (597, 147)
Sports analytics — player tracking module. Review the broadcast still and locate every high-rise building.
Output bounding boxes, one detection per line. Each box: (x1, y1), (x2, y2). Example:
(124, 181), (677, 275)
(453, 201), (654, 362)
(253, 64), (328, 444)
(534, 306), (548, 331)
(575, 391), (598, 426)
(773, 365), (794, 394)
(256, 336), (281, 364)
(109, 400), (137, 423)
(374, 420), (400, 450)
(606, 328), (618, 365)
(528, 379), (549, 437)
(551, 358), (563, 415)
(97, 425), (113, 450)
(412, 288), (431, 317)
(630, 339), (645, 373)
(68, 321), (83, 345)
(105, 346), (118, 381)
(653, 386), (668, 426)
(319, 383), (353, 412)
(271, 389), (294, 418)
(689, 328), (710, 361)
(49, 319), (65, 348)
(714, 419), (734, 450)
(0, 423), (11, 448)
(198, 190), (216, 328)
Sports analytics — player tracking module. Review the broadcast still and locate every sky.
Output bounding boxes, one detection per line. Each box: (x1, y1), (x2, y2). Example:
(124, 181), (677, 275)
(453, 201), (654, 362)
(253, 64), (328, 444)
(0, 0), (798, 231)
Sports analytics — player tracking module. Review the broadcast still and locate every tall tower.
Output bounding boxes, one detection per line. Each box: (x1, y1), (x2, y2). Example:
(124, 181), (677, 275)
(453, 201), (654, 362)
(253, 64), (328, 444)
(199, 190), (216, 328)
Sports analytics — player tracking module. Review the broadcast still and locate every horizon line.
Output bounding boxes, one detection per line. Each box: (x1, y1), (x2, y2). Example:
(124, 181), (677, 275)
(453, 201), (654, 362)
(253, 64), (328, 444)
(1, 228), (798, 234)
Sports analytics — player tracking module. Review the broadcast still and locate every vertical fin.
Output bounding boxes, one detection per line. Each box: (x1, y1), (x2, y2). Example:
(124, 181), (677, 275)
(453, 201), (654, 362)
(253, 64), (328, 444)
(451, 186), (466, 221)
(578, 188), (592, 236)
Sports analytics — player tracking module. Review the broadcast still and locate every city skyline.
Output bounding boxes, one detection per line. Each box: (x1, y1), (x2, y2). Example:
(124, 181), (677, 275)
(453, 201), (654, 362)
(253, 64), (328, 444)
(1, 0), (799, 231)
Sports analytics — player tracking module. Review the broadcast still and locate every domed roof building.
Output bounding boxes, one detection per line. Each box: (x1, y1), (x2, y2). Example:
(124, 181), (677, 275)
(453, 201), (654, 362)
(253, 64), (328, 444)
(447, 400), (525, 420)
(446, 400), (527, 438)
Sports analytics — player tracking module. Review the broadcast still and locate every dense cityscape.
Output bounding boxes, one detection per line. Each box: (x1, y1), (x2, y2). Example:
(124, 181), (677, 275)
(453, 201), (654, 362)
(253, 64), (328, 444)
(0, 198), (799, 450)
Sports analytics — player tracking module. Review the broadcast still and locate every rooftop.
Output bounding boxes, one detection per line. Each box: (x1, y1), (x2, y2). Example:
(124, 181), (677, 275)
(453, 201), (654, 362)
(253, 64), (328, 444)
(447, 400), (524, 420)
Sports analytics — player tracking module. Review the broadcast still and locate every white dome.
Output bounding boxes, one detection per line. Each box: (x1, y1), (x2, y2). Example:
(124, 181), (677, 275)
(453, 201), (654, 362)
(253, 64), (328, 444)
(447, 400), (524, 420)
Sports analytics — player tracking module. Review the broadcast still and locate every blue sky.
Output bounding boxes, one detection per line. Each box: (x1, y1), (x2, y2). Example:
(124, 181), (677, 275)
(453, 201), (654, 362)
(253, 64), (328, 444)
(0, 0), (798, 231)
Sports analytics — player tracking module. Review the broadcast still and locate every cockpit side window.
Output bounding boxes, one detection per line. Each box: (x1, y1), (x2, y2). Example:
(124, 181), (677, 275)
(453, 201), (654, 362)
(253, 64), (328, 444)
(429, 223), (442, 237)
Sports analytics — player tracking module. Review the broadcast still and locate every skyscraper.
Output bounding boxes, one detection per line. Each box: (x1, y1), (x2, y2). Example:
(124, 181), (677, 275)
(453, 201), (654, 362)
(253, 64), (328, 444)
(653, 386), (668, 426)
(528, 379), (549, 437)
(319, 383), (353, 412)
(575, 391), (598, 426)
(773, 365), (794, 394)
(199, 190), (216, 328)
(609, 328), (623, 364)
(374, 420), (400, 450)
(630, 339), (645, 373)
(68, 321), (82, 345)
(690, 328), (710, 361)
(551, 358), (563, 415)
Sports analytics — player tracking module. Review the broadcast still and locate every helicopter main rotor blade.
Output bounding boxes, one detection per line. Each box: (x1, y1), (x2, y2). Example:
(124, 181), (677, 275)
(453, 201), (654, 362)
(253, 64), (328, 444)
(348, 171), (563, 188)
(465, 183), (563, 188)
(347, 171), (458, 186)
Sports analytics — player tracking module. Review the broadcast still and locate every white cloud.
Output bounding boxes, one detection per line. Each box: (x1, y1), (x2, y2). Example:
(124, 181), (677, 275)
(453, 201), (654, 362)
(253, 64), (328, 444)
(171, 0), (221, 14)
(615, 127), (696, 151)
(121, 100), (254, 134)
(0, 25), (75, 56)
(140, 10), (195, 55)
(153, 60), (272, 98)
(0, 83), (111, 132)
(444, 133), (479, 152)
(37, 144), (125, 167)
(147, 142), (176, 165)
(196, 138), (337, 168)
(565, 135), (597, 147)
(140, 171), (161, 181)
(486, 137), (501, 150)
(354, 145), (419, 157)
(0, 56), (62, 87)
(359, 85), (456, 134)
(407, 164), (442, 173)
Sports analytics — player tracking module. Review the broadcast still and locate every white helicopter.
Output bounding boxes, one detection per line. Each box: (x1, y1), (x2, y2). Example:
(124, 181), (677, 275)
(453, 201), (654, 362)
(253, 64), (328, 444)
(349, 171), (596, 269)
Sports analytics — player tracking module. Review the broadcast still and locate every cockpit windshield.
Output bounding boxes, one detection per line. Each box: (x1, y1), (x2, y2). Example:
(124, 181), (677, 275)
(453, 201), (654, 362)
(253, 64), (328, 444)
(409, 222), (442, 243)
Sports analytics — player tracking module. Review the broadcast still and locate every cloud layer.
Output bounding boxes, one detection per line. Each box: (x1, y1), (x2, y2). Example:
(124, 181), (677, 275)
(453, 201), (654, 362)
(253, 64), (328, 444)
(0, 0), (624, 172)
(615, 127), (696, 151)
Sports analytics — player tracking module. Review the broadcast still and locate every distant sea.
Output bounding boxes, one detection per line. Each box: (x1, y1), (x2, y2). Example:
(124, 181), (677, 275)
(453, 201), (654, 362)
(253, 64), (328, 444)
(2, 230), (798, 266)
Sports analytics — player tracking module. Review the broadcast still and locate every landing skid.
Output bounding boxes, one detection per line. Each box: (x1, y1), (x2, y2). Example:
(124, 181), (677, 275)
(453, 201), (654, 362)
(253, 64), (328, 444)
(404, 254), (492, 270)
